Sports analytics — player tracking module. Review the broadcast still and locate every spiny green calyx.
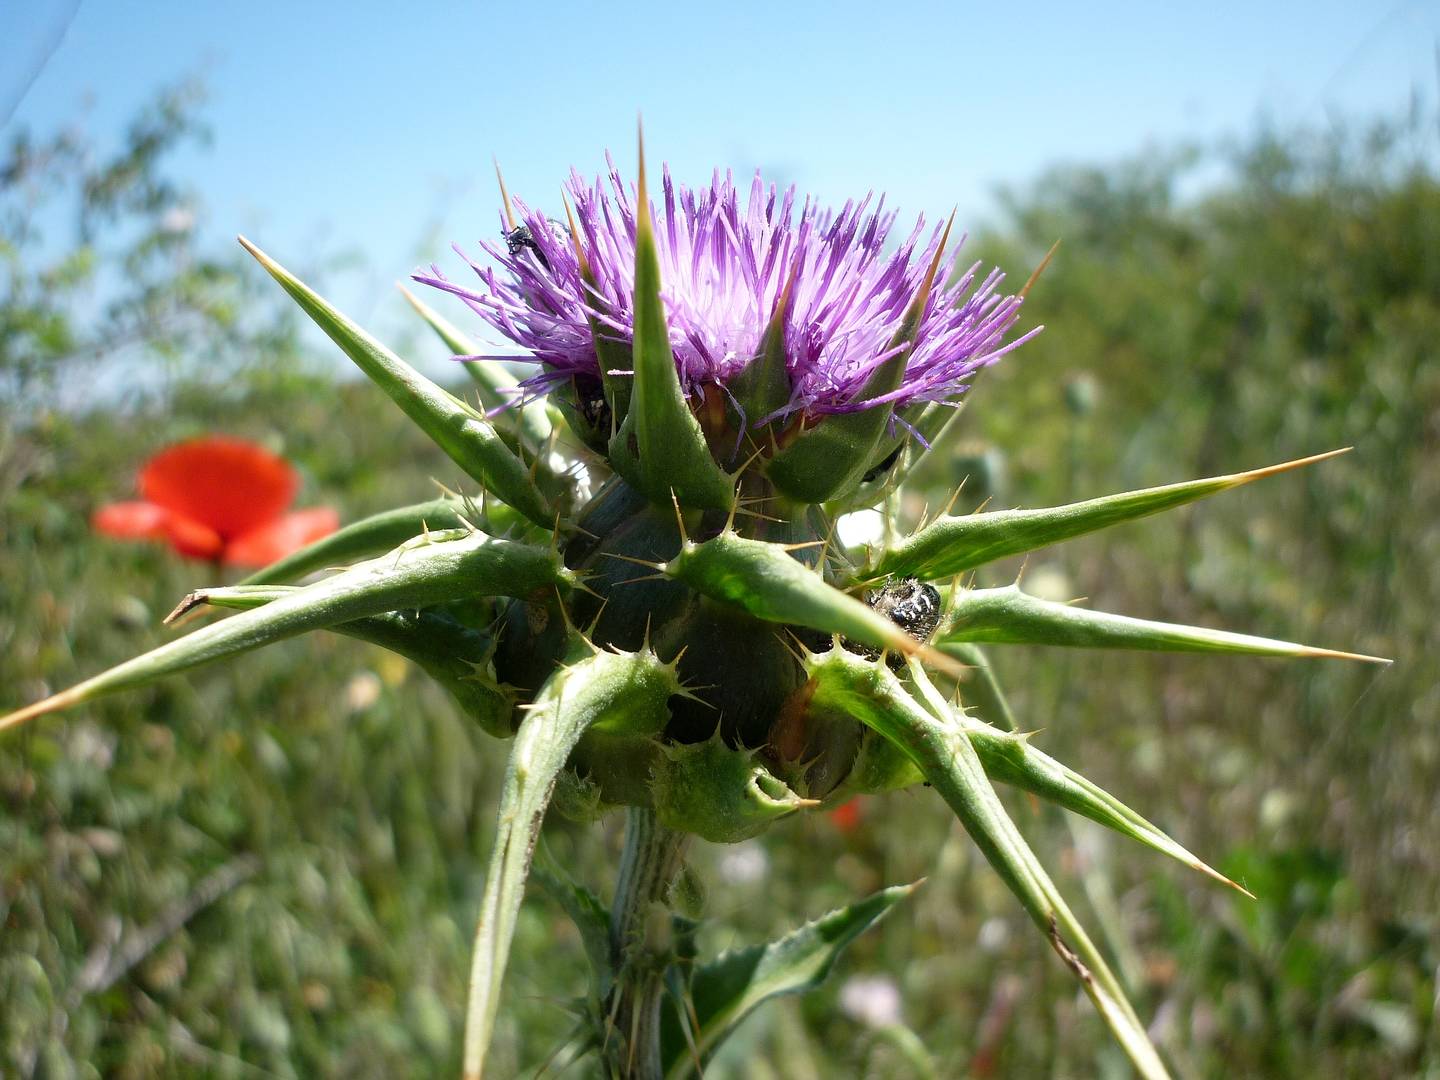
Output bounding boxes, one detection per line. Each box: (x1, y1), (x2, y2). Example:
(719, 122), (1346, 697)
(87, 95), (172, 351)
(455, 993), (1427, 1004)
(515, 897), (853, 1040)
(652, 731), (814, 843)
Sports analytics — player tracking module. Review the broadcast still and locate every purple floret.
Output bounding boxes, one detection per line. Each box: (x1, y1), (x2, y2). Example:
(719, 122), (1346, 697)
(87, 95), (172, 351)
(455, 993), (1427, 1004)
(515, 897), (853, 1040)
(413, 155), (1039, 422)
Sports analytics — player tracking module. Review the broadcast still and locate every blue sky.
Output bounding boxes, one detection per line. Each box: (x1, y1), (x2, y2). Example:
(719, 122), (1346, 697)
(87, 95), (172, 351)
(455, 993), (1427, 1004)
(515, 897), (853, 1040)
(4, 1), (1438, 358)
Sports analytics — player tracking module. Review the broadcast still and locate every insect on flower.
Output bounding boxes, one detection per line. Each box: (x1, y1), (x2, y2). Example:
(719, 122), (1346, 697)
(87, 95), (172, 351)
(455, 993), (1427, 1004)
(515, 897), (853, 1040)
(501, 222), (549, 270)
(854, 577), (944, 667)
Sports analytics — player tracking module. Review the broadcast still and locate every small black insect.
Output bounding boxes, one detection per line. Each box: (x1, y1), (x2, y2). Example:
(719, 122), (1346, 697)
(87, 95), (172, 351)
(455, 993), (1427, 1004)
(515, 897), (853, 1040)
(502, 223), (550, 271)
(851, 577), (943, 669)
(859, 444), (904, 485)
(572, 375), (612, 439)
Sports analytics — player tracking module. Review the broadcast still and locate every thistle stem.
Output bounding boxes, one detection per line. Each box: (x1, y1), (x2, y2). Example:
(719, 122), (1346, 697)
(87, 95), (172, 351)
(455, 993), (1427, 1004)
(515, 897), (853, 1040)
(606, 806), (690, 1079)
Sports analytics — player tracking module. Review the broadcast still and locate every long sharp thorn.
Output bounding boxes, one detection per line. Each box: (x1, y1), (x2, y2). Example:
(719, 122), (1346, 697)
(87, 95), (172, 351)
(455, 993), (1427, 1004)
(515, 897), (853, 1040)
(1224, 446), (1351, 484)
(164, 592), (207, 625)
(613, 573), (668, 587)
(495, 158), (517, 231)
(1015, 554), (1032, 587)
(913, 209), (955, 311)
(1294, 645), (1391, 664)
(916, 499), (933, 533)
(729, 506), (785, 524)
(940, 485), (964, 519)
(734, 443), (767, 480)
(636, 114), (647, 201)
(600, 552), (666, 571)
(669, 489), (690, 544)
(1020, 238), (1062, 299)
(778, 630), (810, 665)
(817, 514), (838, 568)
(165, 605), (210, 631)
(1, 690), (87, 733)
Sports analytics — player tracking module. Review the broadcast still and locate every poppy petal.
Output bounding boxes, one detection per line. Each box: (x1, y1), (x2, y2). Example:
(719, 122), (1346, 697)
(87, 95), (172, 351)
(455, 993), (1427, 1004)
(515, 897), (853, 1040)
(140, 437), (299, 539)
(92, 501), (172, 540)
(161, 514), (225, 560)
(222, 507), (341, 568)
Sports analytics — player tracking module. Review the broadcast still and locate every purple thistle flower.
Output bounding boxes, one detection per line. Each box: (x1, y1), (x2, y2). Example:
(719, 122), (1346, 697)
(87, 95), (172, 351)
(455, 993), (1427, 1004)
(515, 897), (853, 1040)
(414, 155), (1040, 425)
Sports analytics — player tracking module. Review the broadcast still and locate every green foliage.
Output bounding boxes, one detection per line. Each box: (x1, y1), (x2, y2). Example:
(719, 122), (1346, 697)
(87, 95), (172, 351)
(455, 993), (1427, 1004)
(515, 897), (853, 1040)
(659, 881), (918, 1077)
(2, 97), (1436, 1079)
(0, 81), (302, 407)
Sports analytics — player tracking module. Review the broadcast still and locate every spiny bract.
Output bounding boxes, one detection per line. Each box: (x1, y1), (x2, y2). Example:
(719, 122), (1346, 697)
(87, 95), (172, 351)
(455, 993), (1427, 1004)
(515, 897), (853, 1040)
(2, 136), (1387, 1080)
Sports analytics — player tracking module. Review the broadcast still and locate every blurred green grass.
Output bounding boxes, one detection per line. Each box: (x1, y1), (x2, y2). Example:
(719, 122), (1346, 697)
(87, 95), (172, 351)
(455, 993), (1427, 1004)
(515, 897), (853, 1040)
(3, 113), (1438, 1077)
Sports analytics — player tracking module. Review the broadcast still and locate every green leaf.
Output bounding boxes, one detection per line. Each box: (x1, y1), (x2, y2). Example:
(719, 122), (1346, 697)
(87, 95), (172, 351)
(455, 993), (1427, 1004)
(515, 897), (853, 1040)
(866, 449), (1351, 581)
(937, 583), (1389, 662)
(0, 530), (573, 733)
(765, 216), (952, 505)
(461, 640), (683, 1080)
(656, 527), (965, 678)
(659, 881), (919, 1079)
(239, 498), (469, 585)
(398, 283), (554, 451)
(239, 237), (554, 528)
(802, 648), (1171, 1079)
(606, 135), (735, 511)
(533, 841), (615, 1002)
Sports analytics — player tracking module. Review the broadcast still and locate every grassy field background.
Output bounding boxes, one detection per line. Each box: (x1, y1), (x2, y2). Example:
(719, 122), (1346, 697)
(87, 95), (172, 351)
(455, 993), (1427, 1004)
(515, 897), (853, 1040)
(2, 104), (1437, 1077)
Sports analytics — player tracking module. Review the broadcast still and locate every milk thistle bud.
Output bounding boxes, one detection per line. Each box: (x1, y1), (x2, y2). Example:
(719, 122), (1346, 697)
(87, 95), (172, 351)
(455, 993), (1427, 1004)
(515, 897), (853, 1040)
(3, 130), (1388, 1080)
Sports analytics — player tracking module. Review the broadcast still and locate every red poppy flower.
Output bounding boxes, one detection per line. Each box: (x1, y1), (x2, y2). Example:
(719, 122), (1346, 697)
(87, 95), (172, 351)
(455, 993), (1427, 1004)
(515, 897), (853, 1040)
(93, 437), (339, 567)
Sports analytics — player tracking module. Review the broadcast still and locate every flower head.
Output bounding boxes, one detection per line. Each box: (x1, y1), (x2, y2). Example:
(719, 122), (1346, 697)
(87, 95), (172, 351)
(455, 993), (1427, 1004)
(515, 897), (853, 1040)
(93, 437), (339, 566)
(416, 156), (1038, 426)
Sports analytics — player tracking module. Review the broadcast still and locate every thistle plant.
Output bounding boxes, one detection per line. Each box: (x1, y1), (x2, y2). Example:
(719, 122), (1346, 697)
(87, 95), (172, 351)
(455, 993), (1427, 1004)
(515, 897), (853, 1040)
(3, 133), (1389, 1079)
